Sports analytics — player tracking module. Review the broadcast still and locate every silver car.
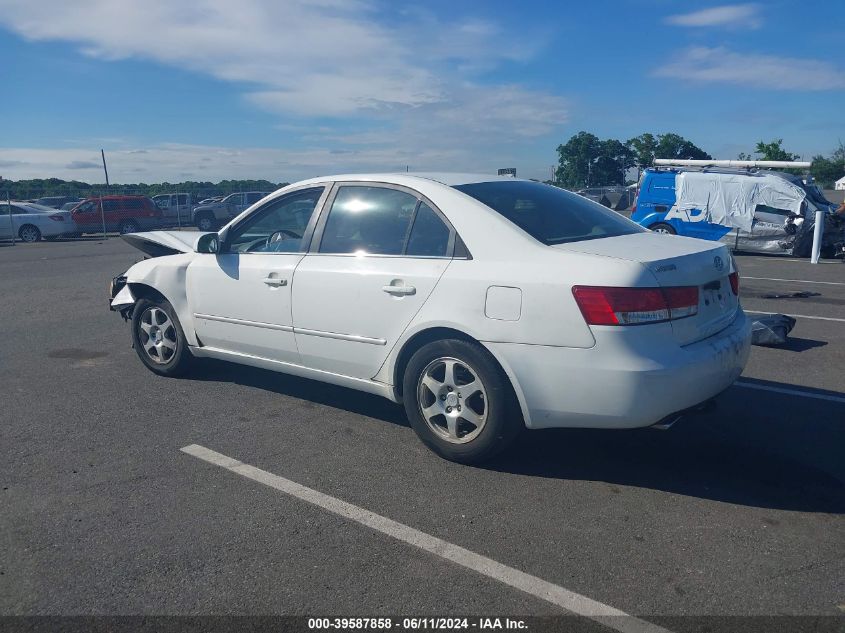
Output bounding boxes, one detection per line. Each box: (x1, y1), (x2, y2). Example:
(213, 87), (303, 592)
(0, 202), (78, 242)
(191, 191), (270, 231)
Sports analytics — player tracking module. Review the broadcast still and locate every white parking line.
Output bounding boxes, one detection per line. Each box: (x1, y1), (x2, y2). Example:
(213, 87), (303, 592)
(744, 309), (845, 323)
(181, 444), (672, 633)
(743, 276), (845, 286)
(735, 381), (845, 405)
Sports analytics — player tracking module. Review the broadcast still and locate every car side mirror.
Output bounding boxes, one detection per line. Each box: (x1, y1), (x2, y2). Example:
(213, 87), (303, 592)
(195, 233), (219, 254)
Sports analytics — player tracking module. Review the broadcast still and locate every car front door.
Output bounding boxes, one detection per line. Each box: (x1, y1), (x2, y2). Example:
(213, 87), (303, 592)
(228, 193), (246, 219)
(187, 186), (328, 363)
(291, 184), (454, 379)
(71, 200), (102, 233)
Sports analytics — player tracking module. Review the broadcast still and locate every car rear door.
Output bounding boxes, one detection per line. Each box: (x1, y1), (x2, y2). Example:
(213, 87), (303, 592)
(291, 183), (454, 379)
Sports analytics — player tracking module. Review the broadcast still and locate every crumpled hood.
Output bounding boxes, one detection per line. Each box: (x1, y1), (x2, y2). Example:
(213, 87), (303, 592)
(122, 230), (207, 257)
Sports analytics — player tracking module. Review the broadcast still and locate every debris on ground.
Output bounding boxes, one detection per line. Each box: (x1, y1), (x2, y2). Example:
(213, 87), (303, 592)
(760, 291), (821, 299)
(751, 314), (797, 346)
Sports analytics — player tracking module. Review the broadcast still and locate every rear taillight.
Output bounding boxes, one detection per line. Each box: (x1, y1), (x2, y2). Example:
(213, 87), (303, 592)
(729, 272), (739, 296)
(48, 214), (65, 222)
(572, 285), (699, 326)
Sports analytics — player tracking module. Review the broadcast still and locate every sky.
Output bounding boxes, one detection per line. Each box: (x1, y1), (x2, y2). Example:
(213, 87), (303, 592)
(1, 0), (844, 184)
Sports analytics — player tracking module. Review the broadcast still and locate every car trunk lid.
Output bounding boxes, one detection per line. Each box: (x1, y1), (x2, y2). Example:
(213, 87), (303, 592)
(555, 233), (739, 345)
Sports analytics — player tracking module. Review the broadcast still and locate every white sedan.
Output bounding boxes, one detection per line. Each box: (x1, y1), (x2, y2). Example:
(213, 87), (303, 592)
(109, 174), (751, 463)
(0, 202), (78, 242)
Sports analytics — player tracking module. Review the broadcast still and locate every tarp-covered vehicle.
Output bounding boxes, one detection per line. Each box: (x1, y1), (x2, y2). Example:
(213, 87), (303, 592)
(632, 167), (845, 258)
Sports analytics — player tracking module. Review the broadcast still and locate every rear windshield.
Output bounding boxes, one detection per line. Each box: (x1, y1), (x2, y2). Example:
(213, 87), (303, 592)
(454, 181), (644, 245)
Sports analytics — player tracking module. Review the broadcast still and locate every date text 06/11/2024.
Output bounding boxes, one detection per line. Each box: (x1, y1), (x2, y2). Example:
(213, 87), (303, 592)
(307, 618), (528, 630)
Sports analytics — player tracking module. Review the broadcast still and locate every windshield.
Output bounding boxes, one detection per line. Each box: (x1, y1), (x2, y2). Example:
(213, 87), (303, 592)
(454, 181), (644, 245)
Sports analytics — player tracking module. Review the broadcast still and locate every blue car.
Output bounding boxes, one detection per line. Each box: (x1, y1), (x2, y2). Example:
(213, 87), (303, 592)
(631, 167), (843, 257)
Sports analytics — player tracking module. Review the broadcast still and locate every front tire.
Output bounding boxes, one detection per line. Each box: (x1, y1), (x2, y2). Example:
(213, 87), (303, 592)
(131, 298), (193, 377)
(195, 213), (216, 232)
(403, 339), (522, 464)
(18, 224), (41, 242)
(650, 222), (676, 235)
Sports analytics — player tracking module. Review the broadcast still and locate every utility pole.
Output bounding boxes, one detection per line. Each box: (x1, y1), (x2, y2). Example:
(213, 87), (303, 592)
(100, 149), (109, 239)
(7, 189), (13, 246)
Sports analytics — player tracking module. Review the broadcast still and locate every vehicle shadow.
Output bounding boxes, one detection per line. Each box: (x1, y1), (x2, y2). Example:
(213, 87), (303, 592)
(189, 359), (844, 513)
(485, 383), (845, 514)
(765, 336), (828, 352)
(189, 358), (409, 428)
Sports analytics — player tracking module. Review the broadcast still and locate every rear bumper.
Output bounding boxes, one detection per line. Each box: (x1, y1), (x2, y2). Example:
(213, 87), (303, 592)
(485, 310), (751, 430)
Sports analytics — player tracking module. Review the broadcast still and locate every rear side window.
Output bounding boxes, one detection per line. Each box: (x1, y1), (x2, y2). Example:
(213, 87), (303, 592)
(648, 175), (676, 191)
(406, 203), (450, 257)
(319, 186), (418, 255)
(454, 181), (643, 246)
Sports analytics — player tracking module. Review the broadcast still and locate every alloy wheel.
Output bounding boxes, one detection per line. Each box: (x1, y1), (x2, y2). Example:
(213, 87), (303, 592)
(138, 306), (178, 364)
(19, 226), (40, 242)
(417, 356), (488, 444)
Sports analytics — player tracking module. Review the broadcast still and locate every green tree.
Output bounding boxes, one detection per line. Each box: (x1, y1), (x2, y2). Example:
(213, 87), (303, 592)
(754, 139), (799, 162)
(653, 133), (712, 161)
(556, 131), (601, 188)
(556, 131), (632, 188)
(809, 143), (845, 188)
(626, 133), (657, 169)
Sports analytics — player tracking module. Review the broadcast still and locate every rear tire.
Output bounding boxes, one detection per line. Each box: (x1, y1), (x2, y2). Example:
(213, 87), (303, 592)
(18, 224), (41, 242)
(119, 219), (140, 234)
(403, 339), (522, 464)
(650, 222), (676, 235)
(131, 298), (193, 377)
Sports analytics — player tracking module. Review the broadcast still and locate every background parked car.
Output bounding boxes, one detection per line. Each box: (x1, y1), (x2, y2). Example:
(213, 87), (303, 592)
(575, 186), (634, 211)
(71, 195), (163, 235)
(152, 193), (197, 227)
(191, 191), (270, 231)
(0, 202), (79, 242)
(34, 195), (84, 209)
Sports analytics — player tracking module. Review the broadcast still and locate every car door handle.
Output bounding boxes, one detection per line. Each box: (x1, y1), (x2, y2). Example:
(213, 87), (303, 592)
(382, 284), (416, 296)
(263, 277), (288, 287)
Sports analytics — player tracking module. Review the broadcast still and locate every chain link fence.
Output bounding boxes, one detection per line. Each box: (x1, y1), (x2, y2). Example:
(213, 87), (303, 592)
(0, 185), (281, 244)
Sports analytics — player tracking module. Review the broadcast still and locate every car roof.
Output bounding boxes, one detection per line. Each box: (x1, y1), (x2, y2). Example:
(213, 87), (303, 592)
(292, 172), (525, 188)
(14, 202), (58, 213)
(84, 195), (149, 200)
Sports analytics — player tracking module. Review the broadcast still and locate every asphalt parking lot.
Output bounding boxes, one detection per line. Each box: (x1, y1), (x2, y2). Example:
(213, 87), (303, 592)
(1, 237), (843, 632)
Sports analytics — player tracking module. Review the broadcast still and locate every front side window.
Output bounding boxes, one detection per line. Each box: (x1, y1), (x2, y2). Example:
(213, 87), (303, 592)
(75, 201), (98, 213)
(454, 181), (644, 246)
(319, 186), (419, 255)
(226, 188), (324, 254)
(222, 193), (242, 205)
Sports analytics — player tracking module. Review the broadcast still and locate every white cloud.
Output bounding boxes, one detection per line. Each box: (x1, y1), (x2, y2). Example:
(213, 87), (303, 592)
(0, 0), (562, 121)
(653, 47), (845, 91)
(0, 0), (568, 181)
(665, 4), (761, 29)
